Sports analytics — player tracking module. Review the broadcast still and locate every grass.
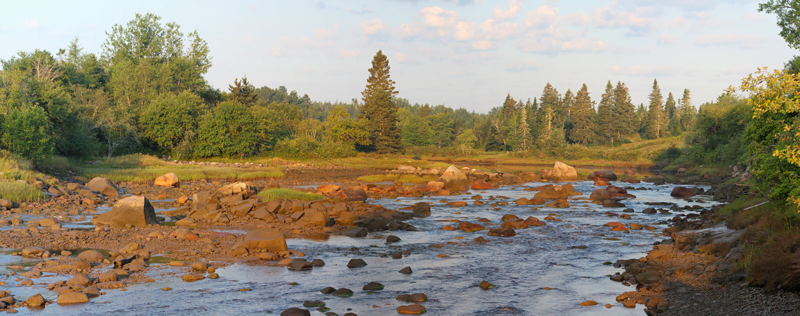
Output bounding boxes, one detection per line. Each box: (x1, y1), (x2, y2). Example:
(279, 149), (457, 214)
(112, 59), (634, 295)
(257, 188), (326, 201)
(357, 174), (440, 183)
(0, 182), (44, 203)
(81, 154), (283, 183)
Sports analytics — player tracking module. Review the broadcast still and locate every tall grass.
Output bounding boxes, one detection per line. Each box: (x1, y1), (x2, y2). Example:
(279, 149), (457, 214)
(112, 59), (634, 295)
(257, 189), (325, 201)
(81, 154), (283, 182)
(0, 182), (44, 203)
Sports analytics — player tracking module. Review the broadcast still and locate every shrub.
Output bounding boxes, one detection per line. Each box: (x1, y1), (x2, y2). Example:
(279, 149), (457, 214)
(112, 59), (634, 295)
(139, 91), (205, 155)
(193, 101), (265, 158)
(272, 136), (357, 159)
(1, 105), (54, 163)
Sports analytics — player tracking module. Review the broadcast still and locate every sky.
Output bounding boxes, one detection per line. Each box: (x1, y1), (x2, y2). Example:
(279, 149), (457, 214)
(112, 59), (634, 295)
(0, 0), (796, 113)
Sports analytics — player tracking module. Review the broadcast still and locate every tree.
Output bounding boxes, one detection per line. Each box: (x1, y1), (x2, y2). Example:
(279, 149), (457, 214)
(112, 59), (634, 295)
(597, 81), (615, 144)
(456, 129), (478, 155)
(566, 84), (596, 145)
(612, 81), (636, 137)
(679, 89), (696, 131)
(518, 107), (532, 150)
(537, 83), (560, 146)
(1, 105), (54, 163)
(325, 106), (369, 146)
(759, 1), (800, 49)
(665, 92), (677, 119)
(646, 79), (667, 139)
(193, 100), (264, 157)
(227, 76), (258, 106)
(139, 91), (205, 156)
(358, 51), (402, 153)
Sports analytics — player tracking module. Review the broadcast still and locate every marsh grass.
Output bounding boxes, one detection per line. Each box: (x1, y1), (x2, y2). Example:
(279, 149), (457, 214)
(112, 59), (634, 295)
(0, 182), (44, 203)
(357, 174), (439, 183)
(82, 154), (283, 182)
(257, 189), (325, 201)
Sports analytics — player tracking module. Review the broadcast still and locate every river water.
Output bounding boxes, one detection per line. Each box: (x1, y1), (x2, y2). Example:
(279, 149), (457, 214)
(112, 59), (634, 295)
(1, 181), (716, 315)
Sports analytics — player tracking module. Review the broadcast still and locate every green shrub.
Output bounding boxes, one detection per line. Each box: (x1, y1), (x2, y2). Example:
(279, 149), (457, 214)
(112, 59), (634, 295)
(257, 189), (325, 201)
(1, 105), (54, 163)
(139, 91), (205, 156)
(193, 100), (265, 158)
(272, 136), (357, 159)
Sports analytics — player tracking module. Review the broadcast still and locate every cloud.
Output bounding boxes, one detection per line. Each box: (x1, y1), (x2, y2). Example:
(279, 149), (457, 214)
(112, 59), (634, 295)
(612, 65), (683, 77)
(518, 37), (610, 53)
(658, 34), (676, 45)
(337, 49), (361, 58)
(492, 0), (523, 21)
(454, 21), (475, 41)
(17, 19), (39, 30)
(420, 6), (458, 28)
(744, 12), (768, 22)
(524, 5), (559, 28)
(504, 60), (541, 72)
(361, 18), (389, 35)
(449, 68), (471, 76)
(591, 4), (655, 36)
(317, 24), (339, 39)
(344, 7), (372, 14)
(694, 33), (774, 49)
(691, 11), (725, 28)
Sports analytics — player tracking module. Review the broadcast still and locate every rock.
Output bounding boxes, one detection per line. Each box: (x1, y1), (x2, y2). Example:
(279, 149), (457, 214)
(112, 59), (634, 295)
(77, 250), (104, 263)
(99, 271), (118, 283)
(311, 259), (325, 267)
(387, 235), (401, 243)
(0, 199), (13, 209)
(85, 177), (119, 196)
(57, 292), (89, 305)
(636, 270), (661, 284)
(182, 273), (205, 282)
(154, 172), (180, 187)
(92, 195), (158, 228)
(281, 307), (311, 315)
(331, 288), (354, 297)
(446, 201), (467, 207)
(303, 300), (325, 307)
(22, 247), (45, 258)
(235, 228), (288, 252)
(579, 300), (598, 306)
(439, 165), (469, 191)
(630, 223), (643, 230)
(82, 286), (101, 298)
(488, 227), (516, 237)
(603, 200), (625, 208)
(671, 186), (696, 198)
(397, 304), (426, 314)
(412, 202), (431, 217)
(343, 227), (367, 237)
(471, 181), (494, 190)
(363, 282), (384, 291)
(26, 294), (45, 307)
(217, 182), (258, 199)
(550, 161), (578, 181)
(399, 267), (413, 274)
(397, 165), (417, 173)
(344, 188), (368, 202)
(287, 260), (312, 271)
(316, 184), (340, 194)
(479, 280), (493, 289)
(425, 181), (445, 192)
(588, 170), (618, 181)
(347, 259), (367, 268)
(296, 210), (329, 227)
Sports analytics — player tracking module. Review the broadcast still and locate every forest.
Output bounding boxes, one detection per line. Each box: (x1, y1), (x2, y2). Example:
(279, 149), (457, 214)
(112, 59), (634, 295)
(0, 13), (703, 164)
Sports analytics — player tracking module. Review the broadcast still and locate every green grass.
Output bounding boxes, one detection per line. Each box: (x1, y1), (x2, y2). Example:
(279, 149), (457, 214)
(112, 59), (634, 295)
(257, 189), (326, 201)
(0, 182), (44, 203)
(357, 174), (439, 183)
(81, 154), (283, 182)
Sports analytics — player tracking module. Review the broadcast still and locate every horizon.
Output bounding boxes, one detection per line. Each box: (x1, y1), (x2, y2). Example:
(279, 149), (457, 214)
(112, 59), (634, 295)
(1, 0), (793, 113)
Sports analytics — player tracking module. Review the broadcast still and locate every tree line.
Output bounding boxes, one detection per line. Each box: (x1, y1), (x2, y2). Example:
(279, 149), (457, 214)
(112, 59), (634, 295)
(0, 13), (699, 164)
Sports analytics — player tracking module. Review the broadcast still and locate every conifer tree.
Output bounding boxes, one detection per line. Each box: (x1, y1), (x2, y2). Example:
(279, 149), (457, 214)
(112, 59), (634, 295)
(358, 50), (402, 153)
(537, 83), (560, 147)
(597, 81), (615, 144)
(518, 107), (532, 151)
(227, 76), (258, 106)
(645, 79), (667, 139)
(612, 81), (635, 138)
(679, 89), (695, 131)
(561, 89), (575, 128)
(566, 83), (596, 145)
(665, 92), (677, 119)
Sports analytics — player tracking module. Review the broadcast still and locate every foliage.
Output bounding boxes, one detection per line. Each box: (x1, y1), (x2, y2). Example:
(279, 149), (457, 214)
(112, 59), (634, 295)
(0, 182), (44, 203)
(139, 90), (205, 156)
(193, 100), (265, 158)
(675, 94), (751, 166)
(257, 189), (325, 201)
(1, 105), (54, 163)
(358, 51), (402, 153)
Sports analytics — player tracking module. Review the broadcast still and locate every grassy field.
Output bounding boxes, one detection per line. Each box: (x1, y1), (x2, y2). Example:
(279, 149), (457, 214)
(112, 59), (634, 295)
(81, 154), (284, 183)
(257, 188), (325, 201)
(0, 181), (44, 203)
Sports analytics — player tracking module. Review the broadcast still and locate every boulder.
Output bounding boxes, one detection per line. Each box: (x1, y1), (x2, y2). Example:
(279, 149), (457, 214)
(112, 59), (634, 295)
(296, 210), (329, 227)
(85, 177), (119, 197)
(154, 172), (180, 187)
(26, 294), (45, 307)
(217, 182), (258, 199)
(77, 250), (104, 263)
(471, 181), (494, 190)
(412, 202), (431, 217)
(344, 188), (368, 202)
(57, 292), (89, 305)
(588, 170), (618, 181)
(550, 161), (578, 181)
(91, 196), (158, 228)
(316, 184), (340, 194)
(0, 199), (13, 209)
(439, 165), (469, 191)
(397, 165), (417, 174)
(235, 228), (288, 252)
(425, 181), (445, 192)
(671, 186), (696, 198)
(343, 227), (367, 237)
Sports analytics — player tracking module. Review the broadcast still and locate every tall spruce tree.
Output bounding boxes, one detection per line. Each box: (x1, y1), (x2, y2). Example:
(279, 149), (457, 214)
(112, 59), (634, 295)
(561, 89), (575, 128)
(597, 81), (615, 144)
(518, 106), (532, 150)
(566, 83), (596, 145)
(645, 79), (667, 139)
(612, 81), (635, 138)
(679, 89), (695, 131)
(665, 92), (677, 119)
(358, 50), (402, 153)
(537, 83), (560, 147)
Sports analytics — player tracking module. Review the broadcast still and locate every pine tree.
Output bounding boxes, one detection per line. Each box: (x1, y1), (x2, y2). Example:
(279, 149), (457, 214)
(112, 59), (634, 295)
(597, 81), (615, 144)
(518, 107), (532, 150)
(612, 81), (635, 138)
(635, 104), (647, 135)
(665, 92), (677, 119)
(502, 94), (518, 118)
(679, 89), (695, 131)
(358, 50), (402, 153)
(227, 76), (259, 106)
(537, 83), (560, 147)
(566, 83), (596, 145)
(561, 89), (575, 128)
(645, 79), (667, 139)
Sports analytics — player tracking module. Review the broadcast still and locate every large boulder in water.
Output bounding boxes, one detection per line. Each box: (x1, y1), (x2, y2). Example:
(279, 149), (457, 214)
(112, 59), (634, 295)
(91, 196), (158, 228)
(550, 161), (577, 181)
(439, 165), (469, 191)
(296, 210), (330, 227)
(671, 186), (696, 198)
(235, 228), (288, 252)
(345, 188), (368, 202)
(154, 172), (180, 187)
(85, 177), (119, 197)
(588, 170), (617, 181)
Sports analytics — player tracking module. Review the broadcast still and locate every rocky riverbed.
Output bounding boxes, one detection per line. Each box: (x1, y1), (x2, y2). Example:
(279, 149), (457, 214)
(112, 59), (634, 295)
(0, 163), (794, 315)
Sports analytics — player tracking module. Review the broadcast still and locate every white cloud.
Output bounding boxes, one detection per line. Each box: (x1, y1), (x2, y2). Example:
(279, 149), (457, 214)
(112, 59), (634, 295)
(471, 40), (493, 50)
(317, 24), (339, 39)
(691, 11), (725, 28)
(612, 65), (683, 77)
(361, 18), (389, 35)
(420, 6), (459, 28)
(744, 12), (768, 22)
(17, 19), (39, 30)
(694, 33), (774, 49)
(524, 5), (559, 28)
(591, 4), (655, 36)
(492, 0), (523, 21)
(518, 37), (609, 53)
(504, 60), (541, 72)
(658, 34), (676, 45)
(337, 49), (360, 58)
(454, 21), (475, 41)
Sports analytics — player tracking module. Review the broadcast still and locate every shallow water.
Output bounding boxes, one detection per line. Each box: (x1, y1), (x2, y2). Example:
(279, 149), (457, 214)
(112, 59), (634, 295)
(0, 181), (716, 315)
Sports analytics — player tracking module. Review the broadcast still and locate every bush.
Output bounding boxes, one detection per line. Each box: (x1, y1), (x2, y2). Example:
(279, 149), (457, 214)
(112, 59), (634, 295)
(1, 105), (54, 163)
(272, 136), (357, 159)
(139, 91), (205, 155)
(193, 101), (265, 158)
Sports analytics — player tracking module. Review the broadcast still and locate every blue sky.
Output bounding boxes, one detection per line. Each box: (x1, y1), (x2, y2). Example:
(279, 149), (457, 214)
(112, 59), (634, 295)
(1, 0), (795, 112)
